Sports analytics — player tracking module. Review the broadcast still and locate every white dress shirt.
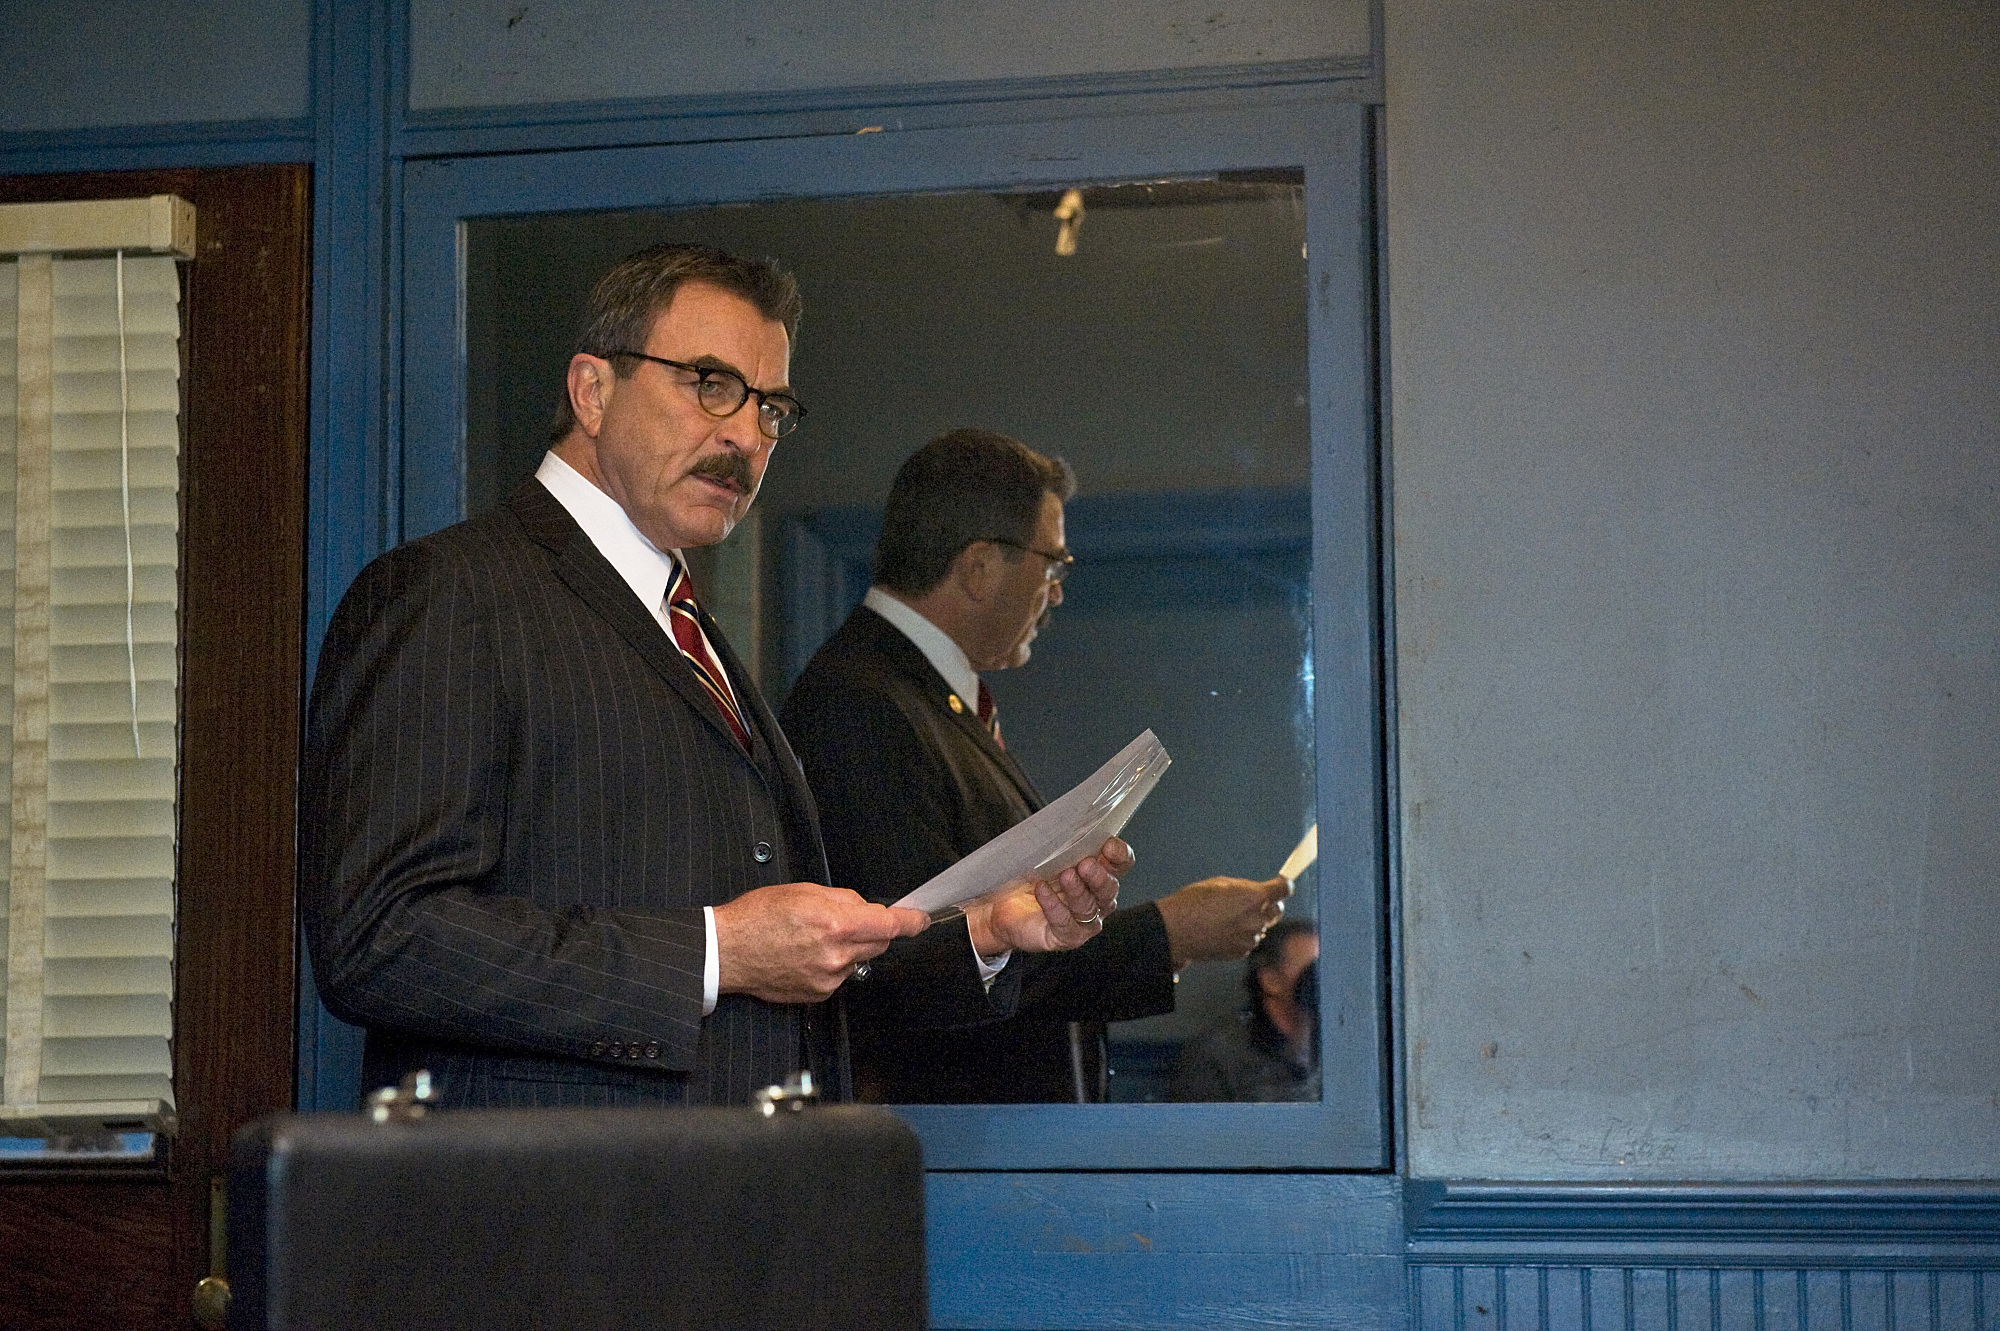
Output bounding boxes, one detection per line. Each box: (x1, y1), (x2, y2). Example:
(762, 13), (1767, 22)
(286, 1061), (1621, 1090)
(863, 586), (981, 710)
(537, 450), (724, 1014)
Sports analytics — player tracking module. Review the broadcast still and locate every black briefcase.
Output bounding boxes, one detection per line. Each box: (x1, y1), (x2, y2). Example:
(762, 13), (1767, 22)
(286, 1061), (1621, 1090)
(226, 1090), (927, 1330)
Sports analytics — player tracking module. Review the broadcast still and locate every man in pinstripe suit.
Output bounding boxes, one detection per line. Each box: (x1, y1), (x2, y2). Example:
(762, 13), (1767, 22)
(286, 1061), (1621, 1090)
(302, 245), (1127, 1109)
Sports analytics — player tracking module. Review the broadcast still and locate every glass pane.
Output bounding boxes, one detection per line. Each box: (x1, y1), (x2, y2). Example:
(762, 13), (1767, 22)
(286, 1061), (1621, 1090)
(465, 180), (1319, 1103)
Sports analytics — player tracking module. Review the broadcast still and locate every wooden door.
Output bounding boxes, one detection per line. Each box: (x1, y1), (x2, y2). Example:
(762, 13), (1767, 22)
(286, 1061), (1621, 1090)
(0, 164), (309, 1331)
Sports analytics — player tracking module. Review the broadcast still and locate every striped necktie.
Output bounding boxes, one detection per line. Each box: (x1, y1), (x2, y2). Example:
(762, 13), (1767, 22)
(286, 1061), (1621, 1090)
(976, 679), (1004, 749)
(665, 560), (750, 752)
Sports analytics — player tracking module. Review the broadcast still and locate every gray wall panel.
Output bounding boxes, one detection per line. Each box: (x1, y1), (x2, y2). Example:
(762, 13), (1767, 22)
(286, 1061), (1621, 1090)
(1386, 0), (2000, 1179)
(0, 0), (311, 131)
(409, 0), (1370, 110)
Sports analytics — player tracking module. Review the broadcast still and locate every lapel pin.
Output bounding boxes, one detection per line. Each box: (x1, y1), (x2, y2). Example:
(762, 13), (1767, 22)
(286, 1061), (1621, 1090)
(947, 693), (965, 714)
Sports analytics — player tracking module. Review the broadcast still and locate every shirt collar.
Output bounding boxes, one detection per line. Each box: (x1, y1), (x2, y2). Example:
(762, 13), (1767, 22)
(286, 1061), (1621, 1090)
(863, 586), (981, 706)
(537, 450), (679, 613)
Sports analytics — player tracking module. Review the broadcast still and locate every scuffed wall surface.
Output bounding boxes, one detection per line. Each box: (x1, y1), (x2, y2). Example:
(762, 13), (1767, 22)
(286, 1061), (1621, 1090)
(0, 0), (311, 131)
(409, 0), (1370, 110)
(1386, 1), (2000, 1179)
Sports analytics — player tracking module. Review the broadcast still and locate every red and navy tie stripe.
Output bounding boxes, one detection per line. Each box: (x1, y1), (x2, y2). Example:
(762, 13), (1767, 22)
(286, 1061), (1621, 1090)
(665, 561), (750, 752)
(977, 679), (1003, 749)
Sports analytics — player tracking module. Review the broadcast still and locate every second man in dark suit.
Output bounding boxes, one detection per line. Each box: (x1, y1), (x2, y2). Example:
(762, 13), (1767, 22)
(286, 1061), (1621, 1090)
(782, 429), (1291, 1103)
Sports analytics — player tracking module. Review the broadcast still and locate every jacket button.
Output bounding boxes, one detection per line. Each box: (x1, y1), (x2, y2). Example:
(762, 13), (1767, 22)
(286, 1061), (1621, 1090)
(752, 841), (773, 863)
(590, 1042), (607, 1057)
(607, 1041), (625, 1059)
(644, 1042), (661, 1060)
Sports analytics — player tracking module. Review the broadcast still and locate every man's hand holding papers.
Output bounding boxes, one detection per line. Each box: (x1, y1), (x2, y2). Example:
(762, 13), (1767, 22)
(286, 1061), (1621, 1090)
(964, 836), (1133, 956)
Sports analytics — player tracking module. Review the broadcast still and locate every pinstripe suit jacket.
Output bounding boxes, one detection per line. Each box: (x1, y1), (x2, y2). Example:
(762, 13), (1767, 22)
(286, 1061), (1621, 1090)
(301, 478), (841, 1109)
(781, 605), (1176, 1103)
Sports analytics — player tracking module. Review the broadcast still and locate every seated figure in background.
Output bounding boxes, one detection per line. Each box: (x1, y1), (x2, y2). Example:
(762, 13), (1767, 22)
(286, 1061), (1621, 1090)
(1168, 917), (1320, 1102)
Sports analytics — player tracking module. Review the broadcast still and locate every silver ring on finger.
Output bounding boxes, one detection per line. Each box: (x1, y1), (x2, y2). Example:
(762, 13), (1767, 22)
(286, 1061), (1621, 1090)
(1075, 909), (1104, 927)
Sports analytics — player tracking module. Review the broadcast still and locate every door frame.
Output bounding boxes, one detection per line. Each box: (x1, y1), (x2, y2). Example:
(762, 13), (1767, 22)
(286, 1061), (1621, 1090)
(0, 164), (310, 1330)
(388, 90), (1390, 1172)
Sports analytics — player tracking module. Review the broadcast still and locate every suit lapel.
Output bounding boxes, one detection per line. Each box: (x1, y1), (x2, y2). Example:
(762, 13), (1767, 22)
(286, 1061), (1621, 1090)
(962, 708), (1044, 812)
(510, 479), (754, 762)
(853, 607), (1045, 811)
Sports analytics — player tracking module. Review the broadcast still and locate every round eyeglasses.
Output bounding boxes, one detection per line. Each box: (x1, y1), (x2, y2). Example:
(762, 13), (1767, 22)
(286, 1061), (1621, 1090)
(982, 537), (1075, 583)
(608, 350), (807, 440)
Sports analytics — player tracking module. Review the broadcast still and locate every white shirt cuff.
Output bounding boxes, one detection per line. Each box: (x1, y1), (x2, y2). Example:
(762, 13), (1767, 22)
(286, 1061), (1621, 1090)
(703, 906), (719, 1015)
(972, 933), (1011, 985)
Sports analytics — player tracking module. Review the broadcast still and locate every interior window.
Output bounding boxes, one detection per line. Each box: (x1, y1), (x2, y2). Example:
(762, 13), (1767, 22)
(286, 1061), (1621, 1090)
(464, 180), (1320, 1104)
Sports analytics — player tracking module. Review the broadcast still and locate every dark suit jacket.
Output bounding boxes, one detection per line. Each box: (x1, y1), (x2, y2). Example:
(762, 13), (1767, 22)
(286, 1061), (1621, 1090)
(301, 478), (841, 1109)
(780, 605), (1176, 1103)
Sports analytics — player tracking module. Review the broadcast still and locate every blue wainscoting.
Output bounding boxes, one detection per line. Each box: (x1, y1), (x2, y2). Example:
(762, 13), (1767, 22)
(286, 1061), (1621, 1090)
(1405, 1182), (2000, 1331)
(927, 1172), (1407, 1329)
(925, 1177), (2000, 1329)
(1408, 1267), (1991, 1331)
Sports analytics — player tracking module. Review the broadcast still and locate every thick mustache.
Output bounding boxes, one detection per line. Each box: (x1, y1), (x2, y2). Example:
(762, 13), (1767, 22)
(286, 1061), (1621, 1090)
(690, 452), (753, 494)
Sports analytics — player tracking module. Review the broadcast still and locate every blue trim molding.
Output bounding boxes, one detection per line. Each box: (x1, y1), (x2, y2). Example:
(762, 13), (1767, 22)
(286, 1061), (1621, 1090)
(391, 94), (1393, 1173)
(296, 0), (399, 1115)
(1408, 1180), (2000, 1250)
(0, 117), (313, 176)
(396, 55), (1380, 160)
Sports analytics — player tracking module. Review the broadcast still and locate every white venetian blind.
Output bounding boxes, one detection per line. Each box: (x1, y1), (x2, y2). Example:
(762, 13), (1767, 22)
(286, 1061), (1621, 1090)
(0, 195), (191, 1141)
(0, 262), (15, 1112)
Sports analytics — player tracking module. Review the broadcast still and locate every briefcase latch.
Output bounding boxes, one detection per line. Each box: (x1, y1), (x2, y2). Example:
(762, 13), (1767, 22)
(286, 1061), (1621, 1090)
(752, 1071), (816, 1116)
(367, 1069), (437, 1124)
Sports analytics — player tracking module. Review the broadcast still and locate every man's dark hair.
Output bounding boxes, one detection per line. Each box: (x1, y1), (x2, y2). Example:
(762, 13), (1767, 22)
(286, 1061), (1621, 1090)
(548, 242), (803, 443)
(1243, 916), (1317, 1006)
(874, 428), (1077, 595)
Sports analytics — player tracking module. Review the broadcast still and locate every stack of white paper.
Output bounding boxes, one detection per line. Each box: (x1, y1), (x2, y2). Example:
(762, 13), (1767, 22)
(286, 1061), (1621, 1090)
(1277, 824), (1318, 883)
(892, 729), (1172, 920)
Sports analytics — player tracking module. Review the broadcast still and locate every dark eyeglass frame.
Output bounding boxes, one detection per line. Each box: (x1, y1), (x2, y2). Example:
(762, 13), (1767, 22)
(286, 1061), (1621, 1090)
(981, 536), (1075, 583)
(607, 350), (807, 439)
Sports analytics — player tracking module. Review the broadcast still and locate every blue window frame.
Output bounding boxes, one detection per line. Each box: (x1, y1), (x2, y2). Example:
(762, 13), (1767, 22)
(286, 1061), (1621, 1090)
(395, 91), (1387, 1170)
